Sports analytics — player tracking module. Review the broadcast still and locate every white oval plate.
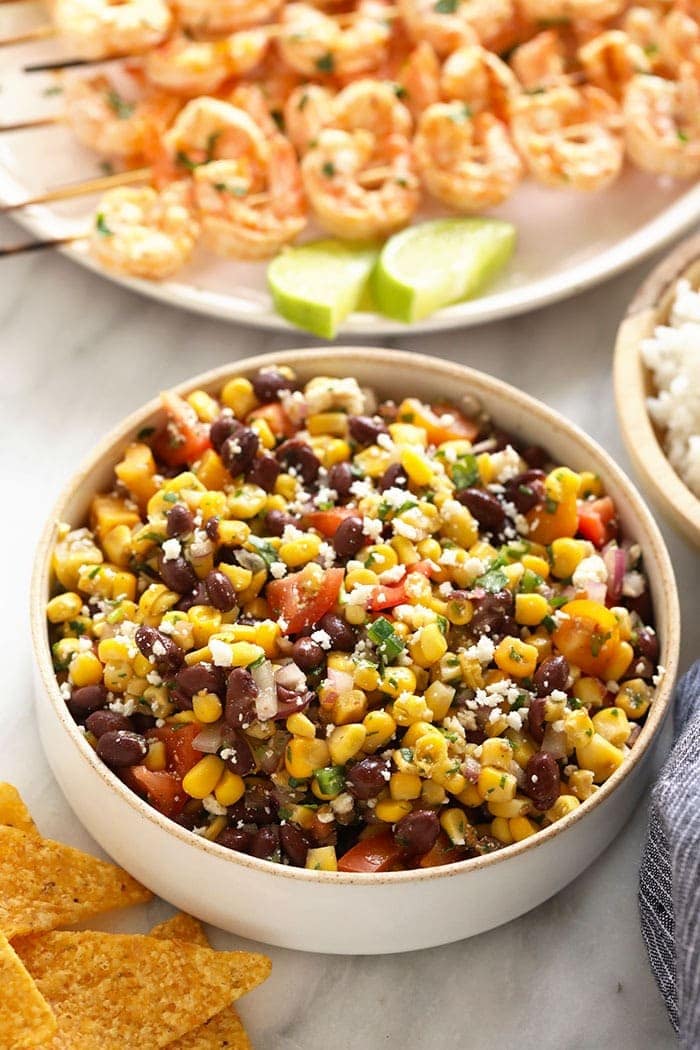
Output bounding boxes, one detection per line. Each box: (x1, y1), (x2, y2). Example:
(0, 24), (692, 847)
(2, 5), (700, 335)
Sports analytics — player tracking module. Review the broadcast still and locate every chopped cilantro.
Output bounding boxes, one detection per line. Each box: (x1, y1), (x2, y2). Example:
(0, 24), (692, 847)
(368, 617), (405, 663)
(434, 0), (457, 11)
(105, 90), (135, 119)
(315, 52), (335, 73)
(95, 213), (113, 237)
(322, 161), (335, 178)
(520, 568), (544, 593)
(542, 615), (556, 634)
(544, 496), (558, 514)
(248, 535), (280, 567)
(393, 83), (408, 99)
(452, 453), (479, 490)
(475, 567), (508, 593)
(248, 653), (266, 670)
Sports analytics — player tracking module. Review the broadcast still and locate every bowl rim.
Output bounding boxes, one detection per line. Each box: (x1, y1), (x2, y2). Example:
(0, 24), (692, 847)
(31, 347), (680, 885)
(614, 231), (700, 546)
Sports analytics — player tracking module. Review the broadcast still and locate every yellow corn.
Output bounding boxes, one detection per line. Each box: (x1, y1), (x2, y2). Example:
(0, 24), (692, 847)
(592, 707), (631, 747)
(228, 641), (266, 667)
(413, 730), (449, 772)
(440, 501), (478, 549)
(306, 846), (338, 871)
(187, 606), (223, 648)
(421, 780), (447, 806)
(393, 693), (433, 726)
(430, 761), (466, 795)
(102, 660), (130, 693)
(568, 768), (596, 801)
(329, 724), (367, 765)
(391, 536), (420, 565)
(576, 733), (625, 782)
(354, 663), (381, 691)
(546, 795), (581, 822)
(400, 447), (435, 487)
(390, 772), (422, 800)
(401, 720), (435, 748)
(192, 691), (223, 723)
(488, 796), (531, 819)
(573, 676), (607, 708)
(455, 782), (482, 808)
(203, 816), (228, 842)
(550, 537), (587, 579)
(68, 650), (103, 688)
(307, 411), (349, 437)
(509, 816), (538, 841)
(445, 594), (473, 626)
(494, 637), (538, 678)
(186, 389), (220, 423)
(424, 681), (455, 720)
(477, 766), (517, 802)
(331, 689), (368, 726)
(415, 623), (448, 666)
(375, 798), (413, 823)
(95, 637), (130, 663)
(440, 808), (470, 845)
(505, 730), (536, 770)
(515, 593), (550, 626)
(363, 710), (397, 751)
(345, 567), (379, 589)
(564, 709), (595, 750)
(144, 740), (167, 772)
(615, 678), (653, 720)
(491, 816), (513, 844)
(138, 584), (179, 626)
(182, 756), (225, 800)
(364, 544), (398, 573)
(214, 770), (246, 807)
(221, 376), (256, 418)
(286, 712), (316, 739)
(604, 641), (634, 681)
(228, 484), (267, 519)
(279, 533), (322, 568)
(250, 417), (276, 449)
(345, 604), (367, 626)
(217, 520), (251, 546)
(521, 554), (550, 579)
(285, 738), (331, 780)
(578, 471), (603, 498)
(379, 667), (417, 698)
(389, 421), (427, 447)
(611, 606), (633, 642)
(479, 738), (513, 770)
(101, 524), (133, 568)
(275, 473), (298, 500)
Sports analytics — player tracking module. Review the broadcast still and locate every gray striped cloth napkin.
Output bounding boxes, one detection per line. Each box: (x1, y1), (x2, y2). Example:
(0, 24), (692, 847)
(639, 662), (700, 1049)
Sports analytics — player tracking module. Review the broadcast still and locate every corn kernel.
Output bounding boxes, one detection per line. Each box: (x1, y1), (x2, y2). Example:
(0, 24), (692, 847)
(491, 816), (513, 844)
(546, 794), (581, 822)
(192, 691), (223, 723)
(391, 537), (420, 565)
(568, 768), (595, 801)
(144, 740), (167, 772)
(286, 712), (316, 739)
(375, 798), (413, 823)
(445, 594), (473, 625)
(564, 709), (595, 749)
(221, 376), (256, 418)
(389, 422), (428, 447)
(279, 533), (322, 568)
(488, 796), (531, 818)
(354, 663), (381, 691)
(217, 520), (251, 546)
(440, 500), (479, 549)
(604, 641), (634, 681)
(479, 738), (513, 770)
(379, 667), (417, 698)
(578, 471), (603, 498)
(415, 623), (448, 666)
(96, 637), (130, 663)
(431, 761), (466, 795)
(494, 636), (538, 678)
(68, 651), (103, 688)
(186, 389), (219, 423)
(393, 693), (433, 726)
(573, 676), (607, 708)
(400, 447), (435, 487)
(515, 593), (550, 626)
(477, 766), (517, 802)
(509, 816), (538, 841)
(183, 756), (225, 800)
(390, 772), (422, 800)
(413, 730), (448, 772)
(329, 724), (367, 765)
(505, 730), (536, 770)
(250, 416), (276, 449)
(307, 411), (349, 437)
(285, 738), (331, 780)
(425, 681), (455, 721)
(229, 641), (266, 667)
(331, 689), (368, 726)
(401, 720), (435, 747)
(440, 808), (470, 845)
(455, 782), (482, 808)
(615, 678), (652, 720)
(576, 733), (625, 782)
(306, 845), (338, 871)
(228, 484), (267, 519)
(550, 537), (587, 579)
(363, 710), (397, 751)
(521, 554), (550, 579)
(592, 707), (631, 747)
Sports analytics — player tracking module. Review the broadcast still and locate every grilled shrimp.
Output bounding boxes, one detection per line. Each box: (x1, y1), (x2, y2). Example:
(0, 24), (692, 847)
(509, 30), (570, 90)
(623, 66), (700, 177)
(193, 138), (307, 259)
(162, 96), (270, 175)
(277, 1), (392, 79)
(396, 42), (441, 120)
(519, 0), (626, 20)
(414, 103), (523, 211)
(52, 0), (172, 59)
(578, 30), (651, 99)
(661, 1), (700, 70)
(397, 0), (520, 56)
(333, 78), (413, 137)
(227, 83), (284, 138)
(284, 84), (336, 152)
(301, 128), (420, 238)
(90, 182), (198, 279)
(145, 29), (269, 97)
(440, 45), (521, 122)
(63, 73), (179, 159)
(170, 0), (282, 34)
(511, 84), (624, 190)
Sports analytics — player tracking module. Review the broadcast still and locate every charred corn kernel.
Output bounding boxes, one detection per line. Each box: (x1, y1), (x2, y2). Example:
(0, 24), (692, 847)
(564, 709), (595, 749)
(375, 798), (413, 823)
(400, 447), (434, 487)
(47, 592), (83, 624)
(96, 637), (130, 663)
(353, 664), (381, 691)
(491, 817), (513, 844)
(391, 536), (420, 565)
(68, 651), (103, 688)
(379, 667), (417, 698)
(416, 623), (448, 665)
(440, 808), (469, 845)
(488, 796), (531, 819)
(307, 411), (349, 437)
(494, 637), (538, 678)
(192, 691), (223, 723)
(573, 676), (606, 708)
(214, 769), (245, 806)
(390, 771), (422, 800)
(421, 780), (447, 806)
(515, 593), (550, 627)
(329, 724), (367, 765)
(478, 766), (517, 802)
(440, 500), (479, 548)
(393, 693), (433, 726)
(144, 739), (167, 772)
(576, 733), (625, 782)
(546, 794), (580, 822)
(425, 681), (455, 720)
(592, 707), (631, 747)
(221, 376), (256, 417)
(183, 755), (224, 800)
(480, 738), (513, 770)
(228, 484), (267, 519)
(550, 537), (587, 579)
(363, 710), (397, 751)
(605, 641), (634, 681)
(568, 768), (596, 801)
(306, 845), (337, 871)
(456, 782), (482, 808)
(615, 678), (653, 719)
(345, 567), (379, 589)
(286, 713), (316, 741)
(279, 533), (322, 568)
(413, 730), (448, 770)
(521, 554), (550, 579)
(186, 389), (219, 423)
(217, 520), (251, 546)
(389, 421), (427, 447)
(330, 689), (367, 726)
(250, 416), (275, 450)
(286, 738), (331, 780)
(187, 605), (222, 647)
(217, 563), (253, 593)
(578, 471), (603, 497)
(509, 816), (538, 841)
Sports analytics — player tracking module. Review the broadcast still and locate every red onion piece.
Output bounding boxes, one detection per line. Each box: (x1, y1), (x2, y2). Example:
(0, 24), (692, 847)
(276, 661), (307, 693)
(585, 580), (608, 605)
(604, 546), (627, 604)
(252, 660), (278, 721)
(541, 724), (568, 760)
(193, 723), (224, 754)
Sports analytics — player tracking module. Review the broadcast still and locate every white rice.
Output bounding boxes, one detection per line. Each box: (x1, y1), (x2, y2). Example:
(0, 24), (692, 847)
(640, 278), (700, 499)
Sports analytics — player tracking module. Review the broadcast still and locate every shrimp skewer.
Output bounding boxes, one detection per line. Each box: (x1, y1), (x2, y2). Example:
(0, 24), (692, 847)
(144, 28), (269, 97)
(52, 0), (172, 60)
(277, 1), (393, 79)
(623, 66), (700, 177)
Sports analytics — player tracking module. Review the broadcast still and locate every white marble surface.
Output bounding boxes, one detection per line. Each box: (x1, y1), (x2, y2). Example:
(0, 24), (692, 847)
(2, 218), (698, 1050)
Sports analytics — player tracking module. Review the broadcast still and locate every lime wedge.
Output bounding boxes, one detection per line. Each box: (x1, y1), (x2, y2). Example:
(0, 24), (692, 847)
(268, 240), (379, 339)
(372, 218), (516, 324)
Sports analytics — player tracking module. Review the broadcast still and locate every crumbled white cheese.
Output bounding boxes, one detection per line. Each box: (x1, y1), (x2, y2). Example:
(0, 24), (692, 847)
(349, 479), (374, 499)
(146, 671), (162, 686)
(203, 795), (228, 816)
(331, 792), (354, 816)
(376, 432), (395, 451)
(653, 665), (666, 687)
(269, 561), (287, 580)
(379, 564), (406, 585)
(310, 629), (333, 651)
(463, 636), (495, 664)
(572, 555), (608, 590)
(108, 697), (136, 717)
(622, 571), (646, 598)
(161, 538), (182, 562)
(210, 638), (233, 667)
(491, 445), (522, 482)
(362, 516), (384, 542)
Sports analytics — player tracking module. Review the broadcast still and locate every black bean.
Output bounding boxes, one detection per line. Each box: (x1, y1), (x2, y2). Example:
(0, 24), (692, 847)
(346, 756), (390, 800)
(521, 445), (550, 470)
(85, 709), (133, 738)
(276, 439), (320, 485)
(221, 428), (259, 477)
(378, 462), (408, 492)
(533, 654), (569, 697)
(503, 470), (546, 514)
(205, 517), (220, 542)
(166, 504), (194, 537)
(318, 612), (356, 652)
(67, 684), (107, 720)
(527, 697), (547, 745)
(348, 415), (388, 445)
(96, 730), (147, 769)
(134, 625), (184, 674)
(275, 686), (314, 719)
(456, 488), (506, 534)
(159, 553), (197, 594)
(230, 782), (278, 825)
(252, 368), (293, 402)
(209, 415), (242, 454)
(635, 626), (659, 664)
(328, 461), (353, 497)
(393, 810), (440, 856)
(266, 509), (298, 537)
(470, 590), (516, 643)
(246, 453), (280, 493)
(251, 825), (280, 859)
(333, 516), (364, 559)
(176, 662), (225, 697)
(223, 731), (257, 776)
(632, 656), (655, 679)
(280, 823), (311, 866)
(175, 581), (209, 612)
(292, 637), (324, 670)
(218, 827), (255, 853)
(225, 668), (259, 730)
(523, 752), (561, 811)
(206, 570), (237, 612)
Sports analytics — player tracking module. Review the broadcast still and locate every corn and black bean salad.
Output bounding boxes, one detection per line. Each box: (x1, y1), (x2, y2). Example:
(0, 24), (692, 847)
(47, 368), (662, 873)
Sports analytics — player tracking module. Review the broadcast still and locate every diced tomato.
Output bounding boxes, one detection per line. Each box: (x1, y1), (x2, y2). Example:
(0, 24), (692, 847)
(397, 398), (479, 445)
(151, 392), (211, 468)
(337, 829), (403, 873)
(368, 559), (435, 611)
(303, 507), (356, 537)
(417, 832), (465, 868)
(247, 401), (295, 439)
(577, 497), (617, 549)
(124, 766), (187, 819)
(147, 721), (202, 779)
(267, 567), (344, 635)
(552, 599), (621, 677)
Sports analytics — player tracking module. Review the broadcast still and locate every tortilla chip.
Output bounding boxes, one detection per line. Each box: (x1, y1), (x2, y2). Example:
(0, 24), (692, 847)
(0, 784), (39, 837)
(151, 914), (253, 1050)
(0, 931), (56, 1049)
(0, 826), (152, 938)
(14, 930), (271, 1050)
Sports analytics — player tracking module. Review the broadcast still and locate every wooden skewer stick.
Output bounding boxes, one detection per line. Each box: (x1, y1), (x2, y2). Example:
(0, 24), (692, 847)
(0, 22), (54, 45)
(0, 233), (84, 258)
(0, 115), (60, 133)
(0, 165), (151, 214)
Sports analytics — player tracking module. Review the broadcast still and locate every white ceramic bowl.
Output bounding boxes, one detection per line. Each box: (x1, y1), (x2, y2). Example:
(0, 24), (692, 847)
(31, 349), (680, 955)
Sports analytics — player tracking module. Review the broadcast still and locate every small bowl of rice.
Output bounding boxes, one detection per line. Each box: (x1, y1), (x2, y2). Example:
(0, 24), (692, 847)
(615, 233), (700, 547)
